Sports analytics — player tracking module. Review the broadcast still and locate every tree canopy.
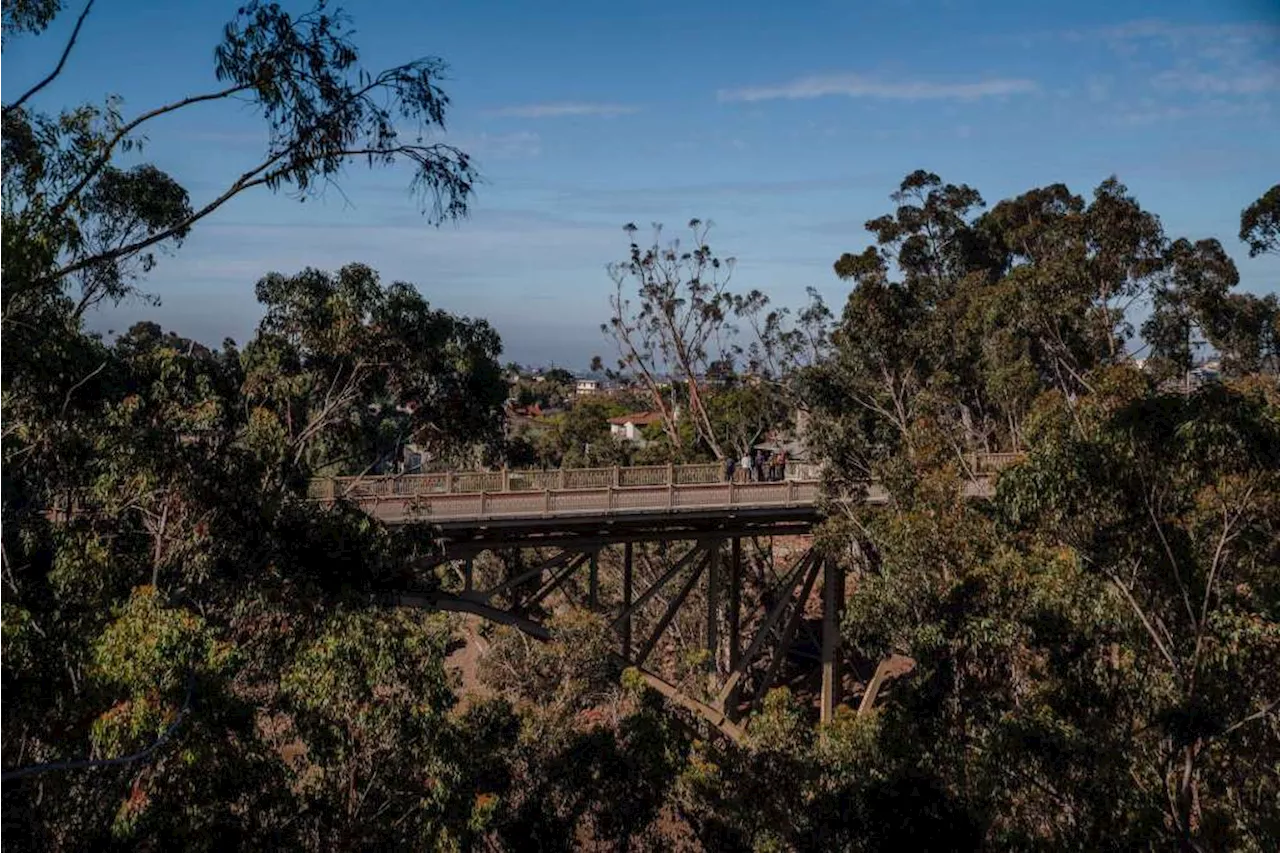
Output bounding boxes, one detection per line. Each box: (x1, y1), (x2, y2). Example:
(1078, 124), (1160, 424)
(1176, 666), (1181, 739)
(2, 3), (1276, 844)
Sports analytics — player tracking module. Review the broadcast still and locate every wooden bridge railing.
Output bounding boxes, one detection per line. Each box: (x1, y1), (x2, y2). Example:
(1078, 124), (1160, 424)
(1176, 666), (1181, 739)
(309, 462), (729, 501)
(318, 475), (1005, 525)
(971, 452), (1021, 474)
(309, 453), (1024, 503)
(338, 479), (827, 524)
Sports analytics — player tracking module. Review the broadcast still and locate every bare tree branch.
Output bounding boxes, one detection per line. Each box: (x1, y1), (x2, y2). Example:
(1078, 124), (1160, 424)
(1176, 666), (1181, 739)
(3, 0), (96, 117)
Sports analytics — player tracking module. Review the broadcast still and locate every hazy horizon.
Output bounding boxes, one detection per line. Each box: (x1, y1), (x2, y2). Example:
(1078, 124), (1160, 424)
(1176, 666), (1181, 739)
(5, 0), (1278, 366)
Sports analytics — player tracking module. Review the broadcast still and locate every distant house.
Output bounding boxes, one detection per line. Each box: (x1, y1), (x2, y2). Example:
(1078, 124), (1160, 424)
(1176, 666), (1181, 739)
(608, 411), (664, 443)
(576, 378), (601, 396)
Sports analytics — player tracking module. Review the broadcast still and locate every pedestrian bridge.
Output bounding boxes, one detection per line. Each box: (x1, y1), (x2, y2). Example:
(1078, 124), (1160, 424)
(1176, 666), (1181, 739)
(302, 454), (1022, 740)
(309, 454), (1020, 527)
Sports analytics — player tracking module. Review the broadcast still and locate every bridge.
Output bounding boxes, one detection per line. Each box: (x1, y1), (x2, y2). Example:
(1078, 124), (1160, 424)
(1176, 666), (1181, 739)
(312, 454), (1019, 740)
(310, 455), (1015, 527)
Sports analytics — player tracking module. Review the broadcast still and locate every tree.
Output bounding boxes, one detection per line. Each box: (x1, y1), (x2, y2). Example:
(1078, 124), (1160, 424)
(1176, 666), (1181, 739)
(804, 171), (1187, 483)
(2, 0), (481, 505)
(2, 0), (486, 502)
(542, 367), (575, 387)
(1240, 184), (1280, 257)
(803, 170), (997, 479)
(996, 374), (1280, 848)
(0, 4), (507, 846)
(1144, 222), (1279, 379)
(1142, 238), (1238, 385)
(703, 383), (790, 460)
(282, 610), (502, 847)
(533, 397), (630, 469)
(242, 263), (506, 482)
(603, 219), (737, 457)
(603, 220), (829, 460)
(478, 613), (689, 849)
(805, 171), (1280, 850)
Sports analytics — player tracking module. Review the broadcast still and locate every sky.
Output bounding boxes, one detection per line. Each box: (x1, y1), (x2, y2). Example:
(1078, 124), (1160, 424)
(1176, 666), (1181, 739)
(4, 0), (1279, 368)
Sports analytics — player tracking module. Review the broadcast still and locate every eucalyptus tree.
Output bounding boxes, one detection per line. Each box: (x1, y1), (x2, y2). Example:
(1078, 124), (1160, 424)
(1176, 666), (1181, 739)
(798, 173), (1280, 850)
(603, 220), (832, 460)
(0, 2), (509, 846)
(603, 219), (738, 457)
(243, 262), (506, 483)
(1240, 184), (1280, 258)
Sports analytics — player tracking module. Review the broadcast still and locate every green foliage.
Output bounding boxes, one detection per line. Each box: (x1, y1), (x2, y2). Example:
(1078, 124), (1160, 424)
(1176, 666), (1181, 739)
(92, 586), (227, 701)
(244, 263), (506, 477)
(533, 396), (632, 468)
(704, 383), (791, 459)
(1240, 184), (1280, 257)
(5, 15), (1279, 844)
(0, 3), (510, 848)
(603, 220), (825, 460)
(280, 610), (497, 848)
(679, 687), (974, 852)
(477, 614), (692, 850)
(799, 173), (1280, 849)
(2, 0), (63, 35)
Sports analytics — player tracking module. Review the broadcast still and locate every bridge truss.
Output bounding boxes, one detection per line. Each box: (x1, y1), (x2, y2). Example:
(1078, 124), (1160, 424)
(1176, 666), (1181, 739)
(389, 510), (841, 741)
(324, 455), (1020, 740)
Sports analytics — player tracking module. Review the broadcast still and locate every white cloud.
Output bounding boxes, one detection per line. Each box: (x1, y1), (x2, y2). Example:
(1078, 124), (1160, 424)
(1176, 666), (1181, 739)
(716, 74), (1038, 103)
(486, 102), (639, 118)
(1114, 98), (1274, 126)
(453, 131), (542, 159)
(1153, 67), (1280, 96)
(1080, 19), (1280, 47)
(1047, 19), (1280, 122)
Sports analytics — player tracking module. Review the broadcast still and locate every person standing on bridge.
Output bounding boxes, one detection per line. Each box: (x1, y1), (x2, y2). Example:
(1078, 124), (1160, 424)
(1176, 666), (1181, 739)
(740, 450), (753, 482)
(723, 455), (736, 483)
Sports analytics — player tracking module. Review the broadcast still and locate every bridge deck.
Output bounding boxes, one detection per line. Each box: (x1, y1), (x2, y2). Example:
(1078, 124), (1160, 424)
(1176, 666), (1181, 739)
(311, 454), (1017, 527)
(337, 480), (820, 525)
(322, 479), (1000, 529)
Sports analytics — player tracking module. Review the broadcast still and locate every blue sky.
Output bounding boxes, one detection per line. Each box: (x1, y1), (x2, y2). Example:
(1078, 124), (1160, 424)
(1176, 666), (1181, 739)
(5, 0), (1279, 367)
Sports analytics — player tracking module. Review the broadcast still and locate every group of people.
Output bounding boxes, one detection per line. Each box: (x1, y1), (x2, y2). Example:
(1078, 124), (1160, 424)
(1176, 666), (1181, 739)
(724, 448), (788, 483)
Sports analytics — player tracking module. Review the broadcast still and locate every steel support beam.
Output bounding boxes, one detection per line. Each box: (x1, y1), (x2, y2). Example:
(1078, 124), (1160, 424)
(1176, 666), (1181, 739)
(752, 553), (823, 711)
(728, 537), (741, 670)
(396, 591), (748, 741)
(588, 551), (599, 607)
(429, 517), (817, 561)
(484, 549), (578, 604)
(635, 550), (710, 667)
(394, 593), (550, 640)
(523, 553), (589, 611)
(715, 550), (815, 710)
(705, 540), (720, 675)
(820, 556), (845, 725)
(608, 544), (705, 634)
(622, 541), (633, 659)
